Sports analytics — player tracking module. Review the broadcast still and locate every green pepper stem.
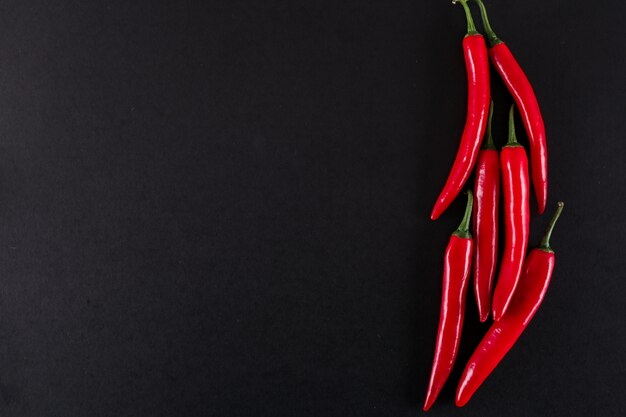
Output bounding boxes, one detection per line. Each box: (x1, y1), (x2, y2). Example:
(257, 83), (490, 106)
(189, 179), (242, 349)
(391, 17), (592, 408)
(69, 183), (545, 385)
(453, 0), (479, 36)
(483, 100), (495, 149)
(472, 0), (501, 46)
(539, 202), (565, 252)
(506, 104), (519, 146)
(453, 190), (473, 238)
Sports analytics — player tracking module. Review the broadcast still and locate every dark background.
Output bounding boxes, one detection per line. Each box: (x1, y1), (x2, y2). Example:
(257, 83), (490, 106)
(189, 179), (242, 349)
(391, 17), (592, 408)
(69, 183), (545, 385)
(0, 0), (624, 416)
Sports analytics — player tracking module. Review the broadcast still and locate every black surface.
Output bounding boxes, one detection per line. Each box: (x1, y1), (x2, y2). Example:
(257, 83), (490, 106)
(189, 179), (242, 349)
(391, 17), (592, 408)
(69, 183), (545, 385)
(0, 0), (624, 416)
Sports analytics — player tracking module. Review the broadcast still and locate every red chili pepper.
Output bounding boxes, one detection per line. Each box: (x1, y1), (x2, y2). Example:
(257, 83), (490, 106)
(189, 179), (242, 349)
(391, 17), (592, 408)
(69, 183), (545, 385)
(472, 100), (499, 322)
(456, 202), (564, 406)
(491, 105), (530, 321)
(430, 0), (490, 221)
(423, 191), (473, 411)
(473, 0), (548, 214)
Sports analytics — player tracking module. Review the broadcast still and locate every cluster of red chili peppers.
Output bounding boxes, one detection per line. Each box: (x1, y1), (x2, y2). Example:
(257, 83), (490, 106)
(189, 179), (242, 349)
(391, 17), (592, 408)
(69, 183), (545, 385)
(423, 0), (565, 409)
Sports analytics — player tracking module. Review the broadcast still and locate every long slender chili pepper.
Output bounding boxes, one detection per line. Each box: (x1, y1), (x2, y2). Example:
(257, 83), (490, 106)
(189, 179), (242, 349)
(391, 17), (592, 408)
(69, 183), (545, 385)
(472, 100), (499, 322)
(491, 105), (530, 321)
(472, 0), (548, 214)
(424, 191), (474, 411)
(456, 202), (565, 406)
(430, 0), (490, 221)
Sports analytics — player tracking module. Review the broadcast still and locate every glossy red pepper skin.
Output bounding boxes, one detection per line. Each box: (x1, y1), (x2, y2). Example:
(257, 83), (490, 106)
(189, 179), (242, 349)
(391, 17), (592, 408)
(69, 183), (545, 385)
(490, 44), (548, 214)
(491, 106), (529, 321)
(424, 192), (473, 411)
(430, 33), (490, 221)
(456, 251), (553, 405)
(472, 147), (499, 322)
(474, 0), (548, 214)
(456, 203), (564, 406)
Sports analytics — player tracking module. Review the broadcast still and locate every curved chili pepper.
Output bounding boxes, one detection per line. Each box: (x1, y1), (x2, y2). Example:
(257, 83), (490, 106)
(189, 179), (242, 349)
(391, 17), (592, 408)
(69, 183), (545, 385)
(423, 191), (473, 411)
(473, 0), (548, 214)
(472, 100), (499, 322)
(430, 0), (490, 221)
(456, 202), (565, 406)
(491, 105), (530, 321)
